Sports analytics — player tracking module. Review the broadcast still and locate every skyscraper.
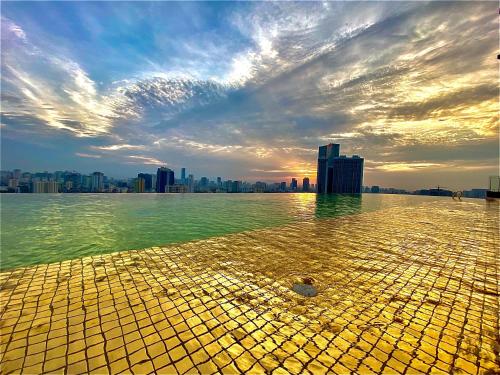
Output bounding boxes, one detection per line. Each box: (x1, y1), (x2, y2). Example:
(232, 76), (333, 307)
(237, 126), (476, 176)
(330, 156), (364, 194)
(316, 143), (340, 194)
(187, 174), (194, 193)
(316, 144), (364, 194)
(181, 168), (186, 182)
(91, 172), (104, 192)
(135, 178), (145, 193)
(291, 178), (298, 191)
(156, 167), (174, 193)
(302, 177), (310, 192)
(138, 173), (153, 192)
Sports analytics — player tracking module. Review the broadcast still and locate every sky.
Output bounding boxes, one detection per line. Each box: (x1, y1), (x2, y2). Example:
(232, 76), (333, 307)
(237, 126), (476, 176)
(1, 1), (498, 190)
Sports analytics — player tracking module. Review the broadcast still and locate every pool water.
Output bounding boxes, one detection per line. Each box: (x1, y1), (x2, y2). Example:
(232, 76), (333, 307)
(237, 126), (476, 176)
(0, 193), (440, 270)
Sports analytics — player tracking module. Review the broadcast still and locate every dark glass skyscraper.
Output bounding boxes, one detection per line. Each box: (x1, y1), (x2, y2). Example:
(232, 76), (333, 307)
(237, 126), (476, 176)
(317, 144), (363, 194)
(330, 156), (364, 194)
(316, 143), (340, 193)
(302, 177), (310, 192)
(156, 167), (174, 193)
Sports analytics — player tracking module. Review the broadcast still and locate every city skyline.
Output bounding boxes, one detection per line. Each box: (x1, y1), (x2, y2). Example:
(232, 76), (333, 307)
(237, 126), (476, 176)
(1, 2), (498, 190)
(1, 164), (489, 198)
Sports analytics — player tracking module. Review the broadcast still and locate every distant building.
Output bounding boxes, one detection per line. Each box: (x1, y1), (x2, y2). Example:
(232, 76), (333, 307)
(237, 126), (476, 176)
(168, 184), (188, 193)
(463, 189), (487, 199)
(291, 178), (298, 191)
(255, 181), (267, 193)
(280, 182), (287, 192)
(330, 156), (364, 194)
(187, 174), (194, 192)
(181, 168), (186, 182)
(135, 178), (145, 193)
(316, 144), (363, 194)
(371, 185), (380, 193)
(156, 167), (174, 193)
(65, 173), (81, 192)
(32, 180), (59, 193)
(138, 173), (153, 192)
(230, 180), (241, 193)
(316, 143), (340, 194)
(32, 181), (44, 193)
(13, 169), (21, 179)
(415, 188), (452, 197)
(8, 179), (19, 189)
(91, 172), (104, 192)
(302, 177), (310, 192)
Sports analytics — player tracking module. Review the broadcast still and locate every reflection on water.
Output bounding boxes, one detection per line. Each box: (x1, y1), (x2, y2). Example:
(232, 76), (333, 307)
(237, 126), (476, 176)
(314, 194), (363, 218)
(1, 193), (441, 270)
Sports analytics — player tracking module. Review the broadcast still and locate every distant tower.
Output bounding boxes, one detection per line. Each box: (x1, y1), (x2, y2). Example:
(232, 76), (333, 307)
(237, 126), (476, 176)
(291, 178), (298, 191)
(181, 168), (186, 181)
(302, 177), (310, 192)
(91, 172), (104, 193)
(135, 178), (145, 193)
(156, 167), (174, 193)
(138, 173), (153, 192)
(330, 155), (364, 194)
(316, 144), (340, 194)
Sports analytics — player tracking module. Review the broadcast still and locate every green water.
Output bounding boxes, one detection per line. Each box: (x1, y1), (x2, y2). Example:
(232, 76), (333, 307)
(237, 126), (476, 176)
(1, 193), (438, 270)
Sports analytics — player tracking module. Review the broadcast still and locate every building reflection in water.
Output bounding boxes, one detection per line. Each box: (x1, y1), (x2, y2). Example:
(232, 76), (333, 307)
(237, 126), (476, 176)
(314, 193), (363, 219)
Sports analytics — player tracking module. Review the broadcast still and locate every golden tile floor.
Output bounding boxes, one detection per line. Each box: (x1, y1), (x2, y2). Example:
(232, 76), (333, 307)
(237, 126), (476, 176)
(1, 199), (499, 374)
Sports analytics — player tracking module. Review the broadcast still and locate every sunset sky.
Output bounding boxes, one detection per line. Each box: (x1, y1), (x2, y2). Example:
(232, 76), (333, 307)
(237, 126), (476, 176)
(1, 2), (498, 189)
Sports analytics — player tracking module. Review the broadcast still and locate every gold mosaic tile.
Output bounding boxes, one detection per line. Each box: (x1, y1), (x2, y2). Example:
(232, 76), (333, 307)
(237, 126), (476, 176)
(0, 199), (499, 374)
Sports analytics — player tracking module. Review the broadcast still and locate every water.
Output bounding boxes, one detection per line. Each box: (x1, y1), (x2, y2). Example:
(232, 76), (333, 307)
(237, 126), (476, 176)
(1, 193), (440, 270)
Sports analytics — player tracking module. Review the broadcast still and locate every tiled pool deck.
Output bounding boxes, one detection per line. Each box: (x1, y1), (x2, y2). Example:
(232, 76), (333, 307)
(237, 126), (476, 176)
(1, 199), (499, 374)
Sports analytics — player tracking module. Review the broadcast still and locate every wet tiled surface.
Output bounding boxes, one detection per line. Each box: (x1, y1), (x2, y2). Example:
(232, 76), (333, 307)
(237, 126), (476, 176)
(1, 199), (499, 374)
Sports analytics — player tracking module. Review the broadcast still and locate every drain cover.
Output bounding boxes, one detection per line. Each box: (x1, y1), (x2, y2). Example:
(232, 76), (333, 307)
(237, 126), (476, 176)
(292, 282), (318, 297)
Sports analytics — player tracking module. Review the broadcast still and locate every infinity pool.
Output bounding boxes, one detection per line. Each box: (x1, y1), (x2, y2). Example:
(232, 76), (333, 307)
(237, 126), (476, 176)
(1, 193), (440, 270)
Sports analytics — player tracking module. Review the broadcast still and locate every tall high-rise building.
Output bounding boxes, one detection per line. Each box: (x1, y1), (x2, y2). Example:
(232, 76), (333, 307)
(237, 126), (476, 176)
(65, 173), (81, 191)
(46, 181), (60, 193)
(156, 167), (174, 193)
(82, 175), (92, 192)
(316, 143), (340, 194)
(135, 178), (145, 193)
(330, 156), (364, 194)
(302, 177), (310, 192)
(291, 178), (298, 191)
(187, 174), (194, 193)
(91, 172), (104, 192)
(181, 168), (186, 182)
(317, 144), (364, 194)
(138, 173), (153, 192)
(216, 177), (222, 186)
(280, 182), (287, 192)
(230, 181), (241, 193)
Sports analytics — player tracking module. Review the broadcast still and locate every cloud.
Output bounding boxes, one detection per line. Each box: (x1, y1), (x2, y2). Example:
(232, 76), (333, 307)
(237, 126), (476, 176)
(75, 152), (101, 159)
(127, 155), (166, 165)
(91, 144), (145, 151)
(1, 2), (498, 189)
